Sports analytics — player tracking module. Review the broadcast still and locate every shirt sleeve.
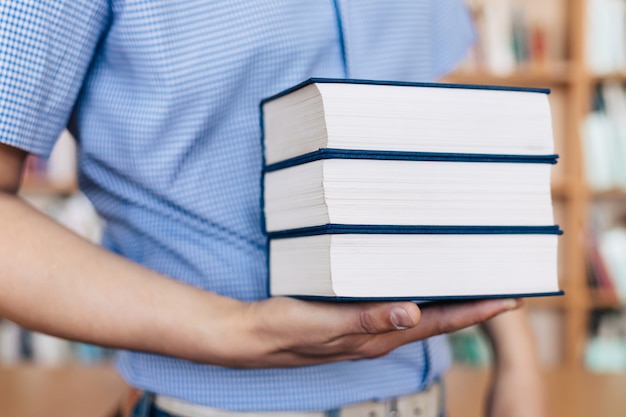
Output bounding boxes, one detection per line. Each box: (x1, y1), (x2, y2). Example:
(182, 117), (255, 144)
(0, 1), (110, 157)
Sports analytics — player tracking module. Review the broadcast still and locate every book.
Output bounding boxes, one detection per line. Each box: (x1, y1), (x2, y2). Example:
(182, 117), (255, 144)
(261, 79), (554, 165)
(598, 225), (626, 301)
(268, 225), (560, 299)
(261, 78), (563, 300)
(585, 229), (616, 295)
(264, 155), (555, 232)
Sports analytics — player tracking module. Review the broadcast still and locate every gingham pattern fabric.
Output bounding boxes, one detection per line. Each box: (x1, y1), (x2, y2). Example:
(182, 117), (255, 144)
(0, 0), (474, 412)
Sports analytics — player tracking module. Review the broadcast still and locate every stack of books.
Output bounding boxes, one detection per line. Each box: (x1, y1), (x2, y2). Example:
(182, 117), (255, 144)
(261, 78), (563, 300)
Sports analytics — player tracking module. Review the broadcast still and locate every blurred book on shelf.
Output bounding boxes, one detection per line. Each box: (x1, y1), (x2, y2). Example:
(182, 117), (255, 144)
(594, 223), (626, 300)
(581, 83), (626, 191)
(585, 229), (619, 300)
(460, 0), (567, 75)
(584, 309), (626, 372)
(586, 0), (626, 76)
(586, 202), (626, 303)
(527, 308), (565, 367)
(449, 308), (564, 368)
(448, 326), (492, 367)
(0, 320), (113, 366)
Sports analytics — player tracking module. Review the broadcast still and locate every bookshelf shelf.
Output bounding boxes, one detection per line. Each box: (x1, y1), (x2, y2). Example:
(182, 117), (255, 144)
(445, 65), (574, 88)
(591, 73), (626, 83)
(527, 295), (566, 309)
(590, 189), (626, 200)
(589, 288), (621, 309)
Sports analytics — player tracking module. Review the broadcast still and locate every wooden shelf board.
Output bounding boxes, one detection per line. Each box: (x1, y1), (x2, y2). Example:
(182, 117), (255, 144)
(589, 288), (623, 309)
(444, 65), (574, 87)
(590, 188), (626, 200)
(526, 293), (566, 309)
(592, 72), (626, 83)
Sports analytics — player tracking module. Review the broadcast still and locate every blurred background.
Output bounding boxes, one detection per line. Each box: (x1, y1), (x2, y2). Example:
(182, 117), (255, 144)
(3, 0), (626, 416)
(444, 0), (626, 415)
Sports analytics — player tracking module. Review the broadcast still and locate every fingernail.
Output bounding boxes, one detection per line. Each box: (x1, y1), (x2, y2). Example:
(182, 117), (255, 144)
(390, 307), (413, 330)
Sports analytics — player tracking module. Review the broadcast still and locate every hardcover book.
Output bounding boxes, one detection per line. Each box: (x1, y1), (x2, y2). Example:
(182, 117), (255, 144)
(261, 78), (563, 300)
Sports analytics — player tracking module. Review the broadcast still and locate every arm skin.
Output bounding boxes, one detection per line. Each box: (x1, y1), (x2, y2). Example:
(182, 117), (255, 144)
(481, 307), (548, 417)
(0, 142), (520, 369)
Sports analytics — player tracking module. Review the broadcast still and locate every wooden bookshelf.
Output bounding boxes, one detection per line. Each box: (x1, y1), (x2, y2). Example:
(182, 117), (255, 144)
(447, 0), (626, 375)
(591, 189), (626, 200)
(445, 64), (575, 87)
(526, 294), (567, 309)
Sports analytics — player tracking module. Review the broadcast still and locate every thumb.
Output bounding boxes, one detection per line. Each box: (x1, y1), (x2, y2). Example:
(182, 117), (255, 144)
(352, 302), (421, 334)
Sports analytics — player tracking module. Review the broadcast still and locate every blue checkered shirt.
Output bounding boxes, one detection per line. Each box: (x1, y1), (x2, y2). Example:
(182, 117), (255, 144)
(0, 0), (474, 411)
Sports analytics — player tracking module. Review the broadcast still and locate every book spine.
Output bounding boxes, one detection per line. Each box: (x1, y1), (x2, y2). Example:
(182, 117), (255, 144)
(260, 78), (551, 104)
(264, 148), (559, 173)
(268, 224), (564, 240)
(290, 291), (565, 303)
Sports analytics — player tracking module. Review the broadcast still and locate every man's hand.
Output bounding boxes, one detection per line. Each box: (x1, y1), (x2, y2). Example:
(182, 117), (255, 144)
(204, 297), (521, 368)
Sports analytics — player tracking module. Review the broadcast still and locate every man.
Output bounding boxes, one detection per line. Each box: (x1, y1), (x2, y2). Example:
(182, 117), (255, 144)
(0, 1), (545, 416)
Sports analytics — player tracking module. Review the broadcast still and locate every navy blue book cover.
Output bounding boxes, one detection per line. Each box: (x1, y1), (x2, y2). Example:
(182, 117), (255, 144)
(268, 224), (564, 240)
(264, 148), (558, 173)
(260, 77), (550, 106)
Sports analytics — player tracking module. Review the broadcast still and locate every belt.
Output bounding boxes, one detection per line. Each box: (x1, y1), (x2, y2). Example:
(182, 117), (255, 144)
(154, 382), (442, 417)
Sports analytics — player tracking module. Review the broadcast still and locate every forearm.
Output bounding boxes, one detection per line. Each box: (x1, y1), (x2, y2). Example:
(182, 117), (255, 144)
(0, 192), (243, 363)
(480, 307), (547, 417)
(0, 143), (521, 369)
(480, 307), (539, 371)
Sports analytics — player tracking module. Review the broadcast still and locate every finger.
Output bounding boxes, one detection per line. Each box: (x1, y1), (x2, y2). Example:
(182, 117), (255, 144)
(407, 298), (521, 339)
(244, 298), (518, 368)
(331, 299), (519, 361)
(343, 301), (422, 335)
(355, 298), (520, 354)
